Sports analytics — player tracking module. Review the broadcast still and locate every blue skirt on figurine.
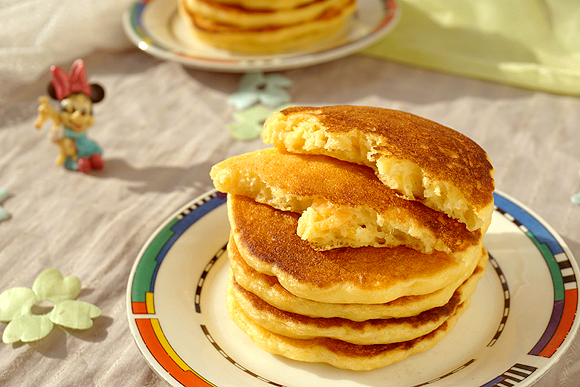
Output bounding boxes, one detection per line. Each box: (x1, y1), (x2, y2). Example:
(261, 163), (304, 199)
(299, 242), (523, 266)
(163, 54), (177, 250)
(63, 128), (103, 170)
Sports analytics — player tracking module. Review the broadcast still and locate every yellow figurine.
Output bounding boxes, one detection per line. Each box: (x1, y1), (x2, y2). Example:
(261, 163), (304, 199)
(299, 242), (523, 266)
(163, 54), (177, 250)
(35, 59), (105, 173)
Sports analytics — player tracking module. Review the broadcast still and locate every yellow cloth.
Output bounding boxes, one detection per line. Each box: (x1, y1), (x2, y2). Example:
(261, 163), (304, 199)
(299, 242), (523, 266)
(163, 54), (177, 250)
(362, 0), (580, 96)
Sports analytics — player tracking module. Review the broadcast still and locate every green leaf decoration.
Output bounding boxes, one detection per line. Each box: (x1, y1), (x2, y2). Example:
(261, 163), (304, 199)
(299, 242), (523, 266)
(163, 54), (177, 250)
(0, 269), (99, 344)
(3, 314), (53, 343)
(32, 269), (81, 303)
(0, 187), (10, 222)
(0, 288), (36, 322)
(49, 300), (101, 330)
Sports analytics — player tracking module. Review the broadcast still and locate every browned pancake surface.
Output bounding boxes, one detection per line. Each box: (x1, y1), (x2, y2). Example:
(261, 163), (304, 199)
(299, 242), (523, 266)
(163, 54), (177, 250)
(275, 105), (494, 212)
(229, 194), (476, 301)
(311, 318), (451, 358)
(229, 238), (487, 319)
(213, 148), (481, 253)
(195, 0), (333, 14)
(186, 0), (353, 33)
(227, 286), (469, 369)
(233, 278), (461, 330)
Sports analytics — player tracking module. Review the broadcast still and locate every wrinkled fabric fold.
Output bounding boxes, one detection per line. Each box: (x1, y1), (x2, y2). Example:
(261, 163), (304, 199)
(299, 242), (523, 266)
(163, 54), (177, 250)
(0, 0), (134, 83)
(362, 0), (580, 96)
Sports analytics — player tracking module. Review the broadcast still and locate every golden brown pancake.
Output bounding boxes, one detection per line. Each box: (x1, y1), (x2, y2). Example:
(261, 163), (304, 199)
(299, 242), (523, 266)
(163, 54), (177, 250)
(185, 0), (352, 28)
(229, 261), (479, 344)
(211, 148), (483, 254)
(178, 0), (356, 53)
(228, 194), (483, 304)
(229, 237), (488, 320)
(226, 279), (470, 370)
(209, 0), (317, 10)
(262, 106), (495, 231)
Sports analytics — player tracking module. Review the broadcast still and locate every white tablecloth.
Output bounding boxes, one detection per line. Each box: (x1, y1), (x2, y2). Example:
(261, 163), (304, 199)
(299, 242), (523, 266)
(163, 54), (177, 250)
(0, 48), (579, 386)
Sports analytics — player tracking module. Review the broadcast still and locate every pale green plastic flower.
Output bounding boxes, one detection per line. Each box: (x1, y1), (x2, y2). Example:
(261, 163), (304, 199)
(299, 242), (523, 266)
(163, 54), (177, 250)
(226, 71), (293, 140)
(226, 103), (293, 140)
(0, 187), (10, 221)
(228, 72), (292, 110)
(572, 171), (580, 205)
(0, 269), (100, 343)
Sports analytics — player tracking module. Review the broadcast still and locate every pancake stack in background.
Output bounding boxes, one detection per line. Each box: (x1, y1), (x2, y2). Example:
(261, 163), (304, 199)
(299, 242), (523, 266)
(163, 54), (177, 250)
(210, 105), (495, 370)
(177, 0), (357, 53)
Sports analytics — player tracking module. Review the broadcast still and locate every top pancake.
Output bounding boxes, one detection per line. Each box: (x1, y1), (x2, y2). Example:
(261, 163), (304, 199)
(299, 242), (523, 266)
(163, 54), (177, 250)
(211, 148), (482, 255)
(228, 194), (483, 304)
(262, 105), (495, 231)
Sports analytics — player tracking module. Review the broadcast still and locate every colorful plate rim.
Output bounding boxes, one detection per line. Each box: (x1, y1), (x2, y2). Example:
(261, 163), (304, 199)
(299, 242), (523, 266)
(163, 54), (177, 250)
(126, 189), (580, 387)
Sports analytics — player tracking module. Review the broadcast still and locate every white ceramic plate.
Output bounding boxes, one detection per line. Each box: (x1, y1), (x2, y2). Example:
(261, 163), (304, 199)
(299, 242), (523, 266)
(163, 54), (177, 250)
(127, 190), (580, 387)
(122, 0), (400, 72)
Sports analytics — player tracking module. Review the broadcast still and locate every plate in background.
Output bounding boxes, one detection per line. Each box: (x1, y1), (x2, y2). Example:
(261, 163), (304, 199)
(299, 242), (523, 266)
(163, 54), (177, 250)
(122, 0), (400, 72)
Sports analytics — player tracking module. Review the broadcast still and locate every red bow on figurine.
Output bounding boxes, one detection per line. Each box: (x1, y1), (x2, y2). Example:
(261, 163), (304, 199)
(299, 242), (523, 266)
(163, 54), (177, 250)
(50, 59), (92, 101)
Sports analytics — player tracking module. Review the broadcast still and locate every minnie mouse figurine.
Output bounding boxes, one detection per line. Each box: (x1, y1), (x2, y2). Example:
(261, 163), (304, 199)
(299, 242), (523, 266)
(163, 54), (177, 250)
(35, 59), (105, 173)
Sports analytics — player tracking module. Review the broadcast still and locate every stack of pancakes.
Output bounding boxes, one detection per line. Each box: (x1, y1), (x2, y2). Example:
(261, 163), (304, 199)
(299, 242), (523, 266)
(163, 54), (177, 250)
(177, 0), (357, 53)
(210, 105), (495, 370)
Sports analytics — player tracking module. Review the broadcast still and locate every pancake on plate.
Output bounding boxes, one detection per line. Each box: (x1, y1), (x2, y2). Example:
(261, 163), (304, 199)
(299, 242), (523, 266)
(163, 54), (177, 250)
(211, 148), (483, 254)
(262, 105), (495, 231)
(184, 0), (353, 28)
(229, 237), (488, 320)
(208, 0), (316, 10)
(226, 277), (470, 371)
(229, 259), (479, 344)
(177, 0), (357, 53)
(211, 104), (494, 370)
(227, 194), (483, 304)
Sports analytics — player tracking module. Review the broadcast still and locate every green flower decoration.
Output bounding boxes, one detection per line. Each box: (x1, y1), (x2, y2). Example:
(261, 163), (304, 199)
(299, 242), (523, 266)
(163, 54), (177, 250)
(229, 72), (292, 110)
(0, 187), (10, 222)
(572, 171), (580, 205)
(0, 269), (101, 344)
(227, 72), (293, 140)
(227, 104), (293, 141)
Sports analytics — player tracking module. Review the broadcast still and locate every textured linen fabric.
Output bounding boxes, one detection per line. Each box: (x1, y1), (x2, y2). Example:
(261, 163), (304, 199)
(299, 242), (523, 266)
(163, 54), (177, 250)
(0, 0), (134, 84)
(0, 49), (579, 386)
(0, 0), (580, 382)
